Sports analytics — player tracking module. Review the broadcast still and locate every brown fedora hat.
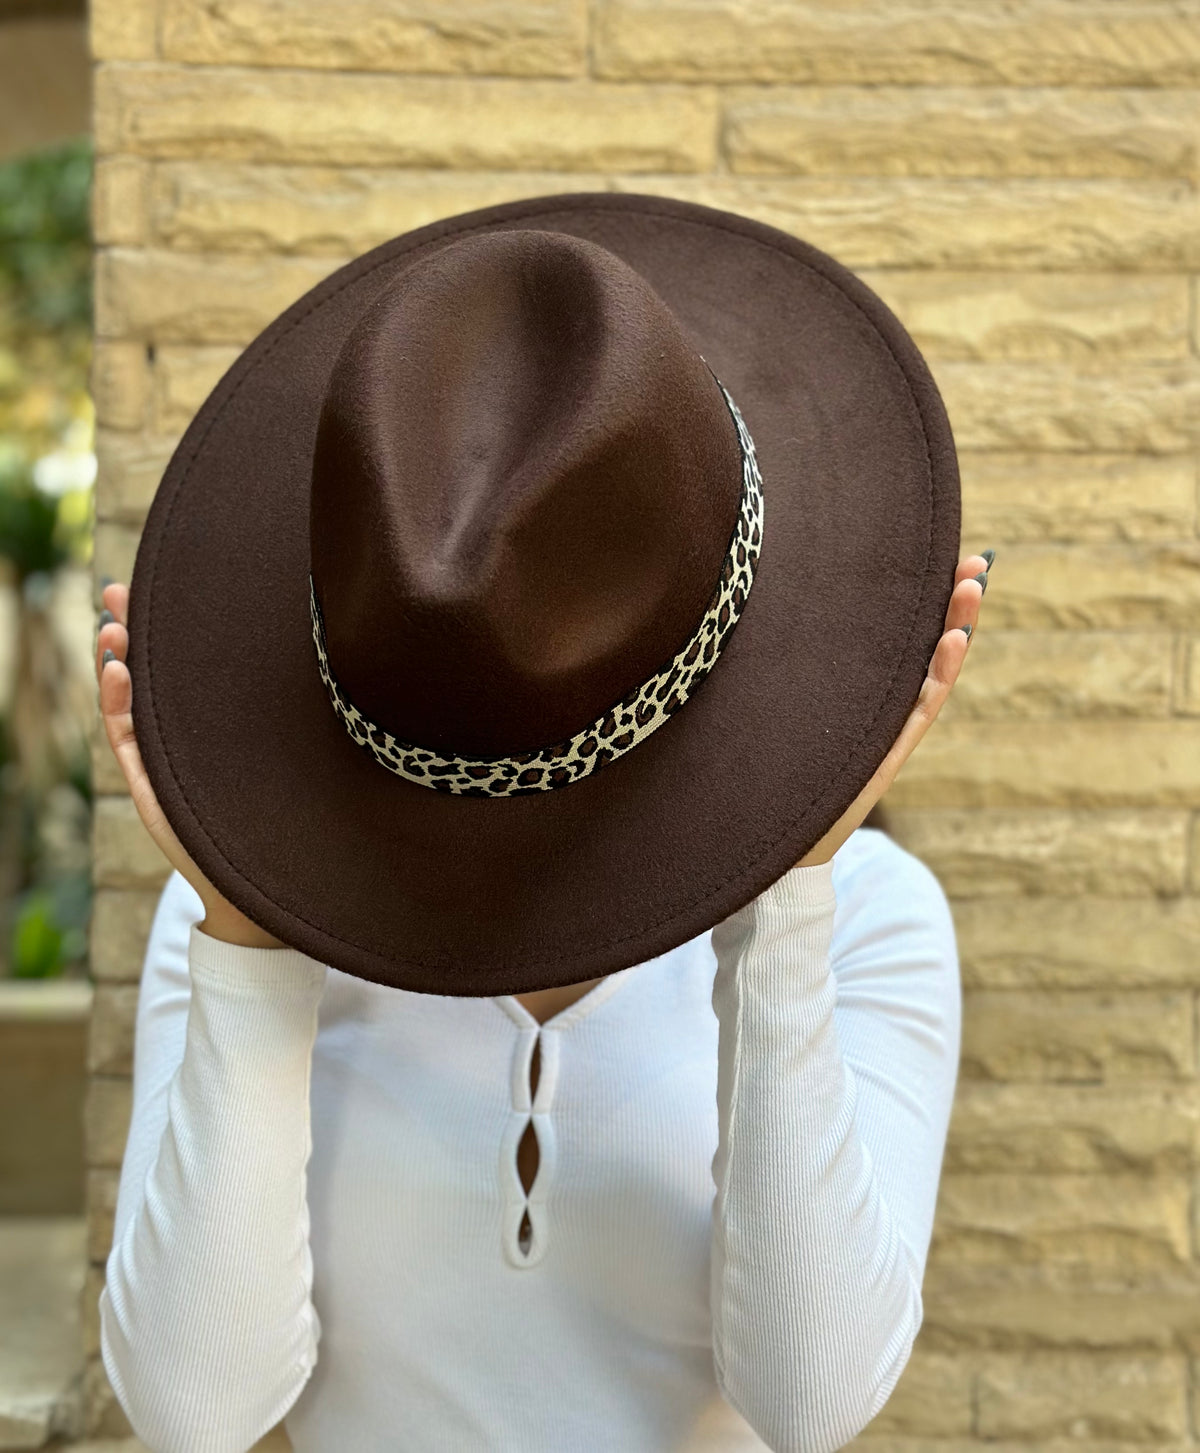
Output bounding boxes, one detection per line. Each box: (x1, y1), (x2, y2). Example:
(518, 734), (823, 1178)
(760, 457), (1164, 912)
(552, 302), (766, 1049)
(126, 190), (961, 997)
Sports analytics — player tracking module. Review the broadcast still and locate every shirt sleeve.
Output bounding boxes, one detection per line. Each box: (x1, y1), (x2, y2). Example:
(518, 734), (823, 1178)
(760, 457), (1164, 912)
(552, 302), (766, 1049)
(708, 832), (962, 1453)
(98, 869), (329, 1453)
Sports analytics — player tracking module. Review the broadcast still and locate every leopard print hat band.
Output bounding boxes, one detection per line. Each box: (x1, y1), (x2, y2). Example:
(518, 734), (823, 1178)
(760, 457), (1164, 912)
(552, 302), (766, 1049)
(307, 372), (764, 797)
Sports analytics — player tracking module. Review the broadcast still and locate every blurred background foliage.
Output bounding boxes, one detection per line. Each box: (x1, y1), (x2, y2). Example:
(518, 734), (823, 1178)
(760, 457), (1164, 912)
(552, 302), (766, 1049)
(0, 132), (95, 978)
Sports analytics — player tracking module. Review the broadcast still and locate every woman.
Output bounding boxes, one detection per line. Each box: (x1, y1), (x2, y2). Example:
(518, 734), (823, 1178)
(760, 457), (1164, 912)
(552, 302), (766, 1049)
(94, 195), (978, 1453)
(94, 545), (983, 1453)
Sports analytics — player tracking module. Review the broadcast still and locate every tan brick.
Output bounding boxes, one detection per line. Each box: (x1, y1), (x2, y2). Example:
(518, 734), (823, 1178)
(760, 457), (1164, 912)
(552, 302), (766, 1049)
(95, 431), (177, 525)
(254, 1428), (290, 1451)
(1192, 276), (1200, 356)
(938, 630), (1171, 720)
(1192, 816), (1200, 892)
(959, 451), (1196, 543)
(89, 888), (163, 984)
(1189, 1357), (1200, 1444)
(87, 1168), (120, 1263)
(946, 1083), (1199, 1175)
(889, 808), (1188, 896)
(89, 0), (157, 62)
(594, 0), (1200, 85)
(934, 1171), (1192, 1270)
(145, 162), (1200, 281)
(936, 362), (1200, 452)
(95, 247), (345, 343)
(93, 795), (172, 892)
(83, 1354), (135, 1439)
(93, 522), (143, 605)
(88, 984), (139, 1077)
(608, 174), (1200, 270)
(161, 0), (587, 75)
(861, 270), (1189, 362)
(845, 1441), (1192, 1453)
(91, 159), (150, 247)
(861, 1347), (973, 1438)
(152, 344), (240, 432)
(960, 989), (1193, 1083)
(948, 893), (1200, 991)
(94, 64), (717, 171)
(90, 714), (128, 801)
(148, 162), (614, 253)
(922, 1261), (1200, 1353)
(724, 86), (1200, 180)
(88, 340), (150, 433)
(81, 1264), (106, 1359)
(889, 719), (1200, 807)
(1176, 635), (1200, 713)
(964, 542), (1200, 628)
(975, 1350), (1187, 1442)
(60, 1436), (146, 1453)
(85, 1076), (131, 1170)
(1192, 1177), (1200, 1268)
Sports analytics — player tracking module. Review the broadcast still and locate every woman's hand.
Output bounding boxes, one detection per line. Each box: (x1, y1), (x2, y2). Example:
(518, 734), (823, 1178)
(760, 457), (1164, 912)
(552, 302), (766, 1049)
(794, 549), (993, 868)
(96, 580), (288, 949)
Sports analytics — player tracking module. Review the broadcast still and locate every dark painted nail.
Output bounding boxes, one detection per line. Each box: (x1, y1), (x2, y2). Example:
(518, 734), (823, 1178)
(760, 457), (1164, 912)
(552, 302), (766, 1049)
(974, 571), (988, 593)
(98, 608), (114, 629)
(100, 575), (114, 588)
(959, 623), (972, 638)
(102, 649), (115, 666)
(981, 548), (995, 569)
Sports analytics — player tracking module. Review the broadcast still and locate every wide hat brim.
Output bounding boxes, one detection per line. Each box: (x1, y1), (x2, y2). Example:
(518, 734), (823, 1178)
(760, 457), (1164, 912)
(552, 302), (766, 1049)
(127, 189), (961, 997)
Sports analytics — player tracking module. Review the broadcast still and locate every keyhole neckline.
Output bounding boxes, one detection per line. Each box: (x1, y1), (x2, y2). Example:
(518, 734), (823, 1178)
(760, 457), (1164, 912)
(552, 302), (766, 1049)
(492, 964), (635, 1032)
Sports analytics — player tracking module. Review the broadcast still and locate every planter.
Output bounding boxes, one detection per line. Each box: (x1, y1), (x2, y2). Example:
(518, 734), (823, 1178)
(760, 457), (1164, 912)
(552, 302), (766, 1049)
(0, 978), (91, 1216)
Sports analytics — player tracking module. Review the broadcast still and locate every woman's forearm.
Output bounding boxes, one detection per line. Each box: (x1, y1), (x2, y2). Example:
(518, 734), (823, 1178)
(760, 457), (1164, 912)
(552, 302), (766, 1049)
(709, 852), (961, 1453)
(100, 923), (327, 1453)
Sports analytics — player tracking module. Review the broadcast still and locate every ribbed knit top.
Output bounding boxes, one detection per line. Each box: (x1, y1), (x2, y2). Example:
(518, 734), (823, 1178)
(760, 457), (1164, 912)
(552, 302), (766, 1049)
(99, 824), (961, 1453)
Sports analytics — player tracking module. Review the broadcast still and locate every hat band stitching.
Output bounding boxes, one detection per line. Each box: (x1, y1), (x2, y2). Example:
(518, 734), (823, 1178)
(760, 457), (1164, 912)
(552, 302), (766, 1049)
(307, 372), (763, 796)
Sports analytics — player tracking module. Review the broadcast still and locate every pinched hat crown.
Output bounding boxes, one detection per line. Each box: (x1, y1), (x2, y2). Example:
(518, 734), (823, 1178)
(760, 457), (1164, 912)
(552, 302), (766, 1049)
(307, 227), (763, 796)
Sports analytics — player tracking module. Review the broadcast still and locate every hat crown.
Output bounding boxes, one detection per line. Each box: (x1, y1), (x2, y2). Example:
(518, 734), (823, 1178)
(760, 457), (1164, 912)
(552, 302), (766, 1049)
(308, 227), (745, 757)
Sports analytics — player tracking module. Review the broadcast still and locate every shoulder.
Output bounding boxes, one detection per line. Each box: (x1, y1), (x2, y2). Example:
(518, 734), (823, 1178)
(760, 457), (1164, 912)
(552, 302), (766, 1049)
(829, 825), (958, 958)
(136, 870), (206, 999)
(158, 867), (204, 918)
(151, 868), (205, 944)
(832, 825), (949, 907)
(826, 827), (962, 1075)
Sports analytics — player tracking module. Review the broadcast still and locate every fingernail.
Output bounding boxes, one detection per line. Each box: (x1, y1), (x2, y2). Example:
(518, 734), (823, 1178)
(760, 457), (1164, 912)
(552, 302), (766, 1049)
(102, 649), (115, 666)
(97, 608), (114, 629)
(959, 623), (972, 638)
(974, 571), (988, 593)
(981, 548), (995, 570)
(100, 575), (114, 588)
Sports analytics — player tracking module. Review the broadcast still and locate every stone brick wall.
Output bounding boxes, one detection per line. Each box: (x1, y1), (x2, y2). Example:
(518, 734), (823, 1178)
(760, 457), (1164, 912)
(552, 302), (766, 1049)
(85, 2), (1200, 1446)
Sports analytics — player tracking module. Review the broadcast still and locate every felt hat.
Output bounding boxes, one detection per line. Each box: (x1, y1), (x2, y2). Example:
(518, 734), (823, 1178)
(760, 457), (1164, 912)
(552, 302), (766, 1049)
(126, 189), (961, 996)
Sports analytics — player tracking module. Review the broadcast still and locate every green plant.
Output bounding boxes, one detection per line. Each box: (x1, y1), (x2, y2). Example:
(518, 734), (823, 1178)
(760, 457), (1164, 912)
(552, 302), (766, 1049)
(0, 134), (94, 528)
(0, 135), (92, 335)
(8, 870), (91, 980)
(0, 134), (96, 979)
(0, 449), (74, 579)
(10, 886), (65, 977)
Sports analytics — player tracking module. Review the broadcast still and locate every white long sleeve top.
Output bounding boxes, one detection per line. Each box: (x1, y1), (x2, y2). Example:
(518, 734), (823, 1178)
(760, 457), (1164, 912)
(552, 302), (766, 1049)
(99, 823), (961, 1453)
